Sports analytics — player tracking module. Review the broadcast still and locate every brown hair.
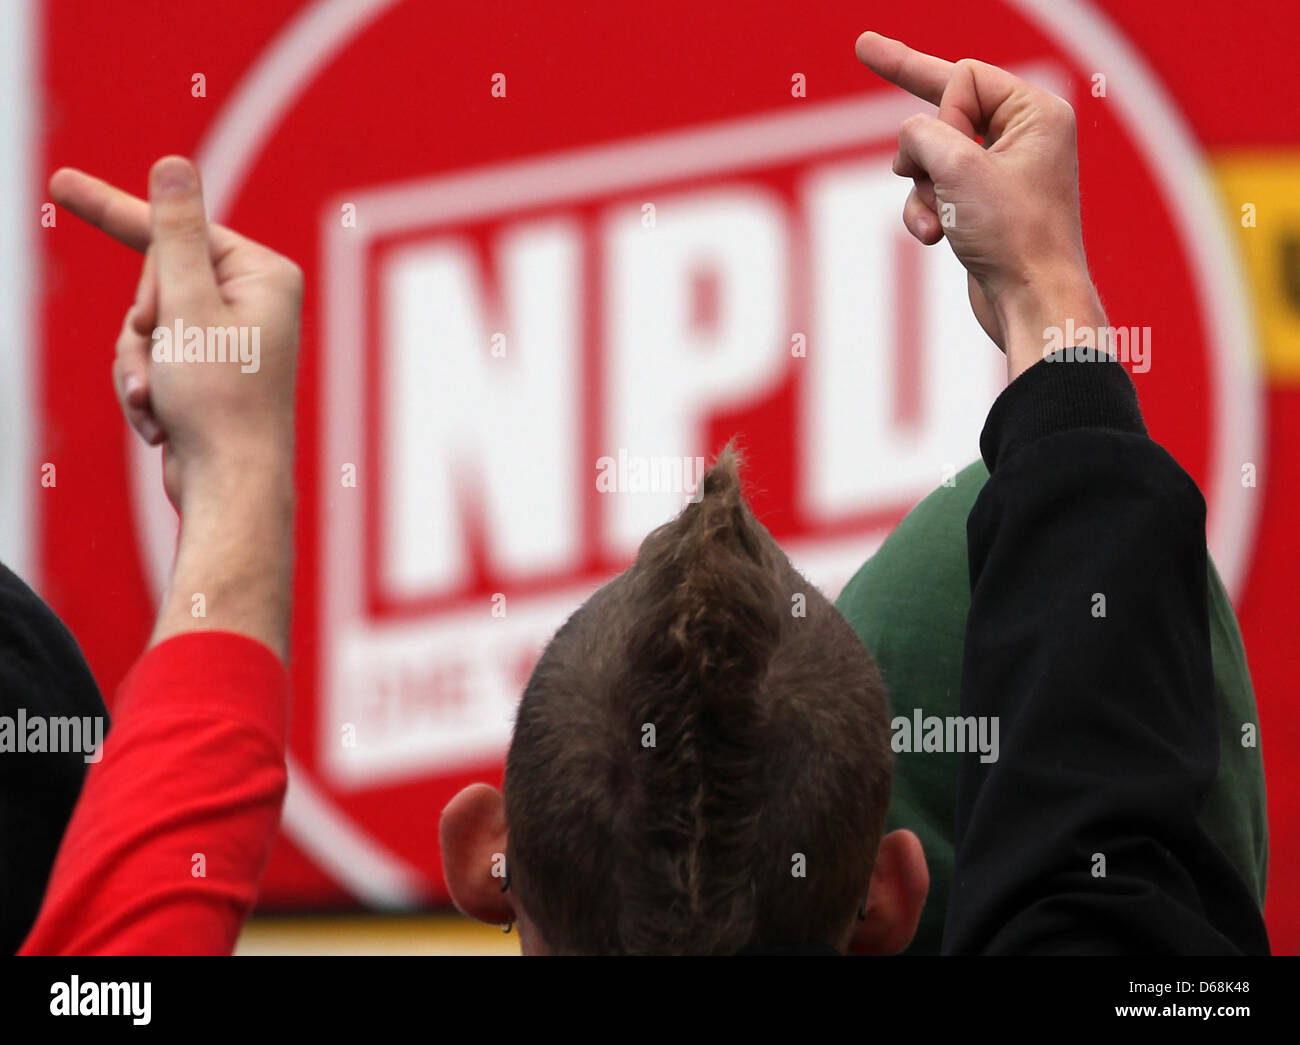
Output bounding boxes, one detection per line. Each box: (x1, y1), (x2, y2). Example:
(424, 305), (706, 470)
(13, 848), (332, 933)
(503, 445), (892, 953)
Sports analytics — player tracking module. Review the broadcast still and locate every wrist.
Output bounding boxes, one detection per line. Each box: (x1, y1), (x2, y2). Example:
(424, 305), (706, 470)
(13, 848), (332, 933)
(173, 433), (294, 519)
(157, 438), (296, 662)
(995, 262), (1106, 381)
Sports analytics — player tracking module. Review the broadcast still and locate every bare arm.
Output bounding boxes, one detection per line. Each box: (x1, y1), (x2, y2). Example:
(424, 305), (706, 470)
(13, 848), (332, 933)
(21, 158), (302, 955)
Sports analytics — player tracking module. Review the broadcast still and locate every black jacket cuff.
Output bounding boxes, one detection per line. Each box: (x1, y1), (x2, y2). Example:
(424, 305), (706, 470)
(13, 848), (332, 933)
(979, 351), (1147, 471)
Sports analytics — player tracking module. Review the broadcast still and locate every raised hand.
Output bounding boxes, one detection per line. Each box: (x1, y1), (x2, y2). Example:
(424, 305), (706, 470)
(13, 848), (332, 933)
(49, 157), (302, 511)
(855, 32), (1107, 379)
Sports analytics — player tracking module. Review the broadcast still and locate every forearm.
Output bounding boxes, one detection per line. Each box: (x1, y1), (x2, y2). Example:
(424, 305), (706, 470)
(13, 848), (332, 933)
(28, 434), (296, 955)
(943, 357), (1269, 954)
(28, 156), (299, 955)
(152, 445), (295, 662)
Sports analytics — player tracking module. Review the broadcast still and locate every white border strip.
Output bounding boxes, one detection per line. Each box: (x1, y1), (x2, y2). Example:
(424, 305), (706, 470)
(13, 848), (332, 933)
(0, 0), (36, 582)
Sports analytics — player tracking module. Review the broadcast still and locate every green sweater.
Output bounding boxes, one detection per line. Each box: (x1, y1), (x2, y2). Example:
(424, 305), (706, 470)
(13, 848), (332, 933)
(834, 460), (1269, 954)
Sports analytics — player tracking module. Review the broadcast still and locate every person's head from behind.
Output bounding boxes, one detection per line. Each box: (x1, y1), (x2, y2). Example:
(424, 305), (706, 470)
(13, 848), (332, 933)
(441, 447), (927, 954)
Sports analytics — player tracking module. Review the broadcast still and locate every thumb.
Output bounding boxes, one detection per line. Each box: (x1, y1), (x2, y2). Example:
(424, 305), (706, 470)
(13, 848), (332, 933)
(148, 156), (219, 315)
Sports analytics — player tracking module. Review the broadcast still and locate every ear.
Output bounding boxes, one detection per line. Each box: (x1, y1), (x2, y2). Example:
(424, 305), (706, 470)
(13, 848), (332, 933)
(439, 783), (514, 926)
(849, 829), (929, 955)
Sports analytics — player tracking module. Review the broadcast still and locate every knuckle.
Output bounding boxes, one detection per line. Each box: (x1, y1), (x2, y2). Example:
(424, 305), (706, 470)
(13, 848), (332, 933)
(271, 256), (305, 296)
(1045, 93), (1076, 127)
(155, 212), (206, 244)
(900, 112), (928, 136)
(111, 359), (130, 402)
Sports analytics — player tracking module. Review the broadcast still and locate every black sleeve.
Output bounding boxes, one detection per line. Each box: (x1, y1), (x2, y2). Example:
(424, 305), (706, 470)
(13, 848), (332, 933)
(0, 562), (108, 954)
(939, 354), (1270, 955)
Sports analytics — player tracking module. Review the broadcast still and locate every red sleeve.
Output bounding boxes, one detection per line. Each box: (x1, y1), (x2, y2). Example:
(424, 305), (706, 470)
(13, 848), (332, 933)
(19, 632), (289, 956)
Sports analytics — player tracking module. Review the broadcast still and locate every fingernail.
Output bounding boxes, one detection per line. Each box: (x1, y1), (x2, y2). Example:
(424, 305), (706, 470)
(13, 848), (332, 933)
(124, 375), (144, 401)
(152, 157), (196, 196)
